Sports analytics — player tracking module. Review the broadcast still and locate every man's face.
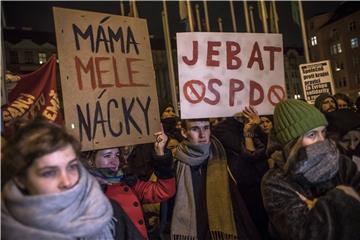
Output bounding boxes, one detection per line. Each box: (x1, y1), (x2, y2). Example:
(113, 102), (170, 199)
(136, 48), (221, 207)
(181, 120), (211, 145)
(321, 97), (337, 112)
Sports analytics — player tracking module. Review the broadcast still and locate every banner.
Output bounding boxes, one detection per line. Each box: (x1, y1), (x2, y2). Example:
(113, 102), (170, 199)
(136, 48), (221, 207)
(299, 60), (335, 104)
(2, 55), (62, 134)
(53, 7), (160, 151)
(177, 32), (286, 119)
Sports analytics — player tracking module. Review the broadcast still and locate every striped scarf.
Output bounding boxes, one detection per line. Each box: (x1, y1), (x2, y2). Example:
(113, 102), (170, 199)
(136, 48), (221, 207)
(171, 136), (238, 240)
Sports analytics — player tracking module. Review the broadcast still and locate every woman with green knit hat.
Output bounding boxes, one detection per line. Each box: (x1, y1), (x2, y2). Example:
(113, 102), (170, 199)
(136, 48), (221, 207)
(261, 99), (360, 240)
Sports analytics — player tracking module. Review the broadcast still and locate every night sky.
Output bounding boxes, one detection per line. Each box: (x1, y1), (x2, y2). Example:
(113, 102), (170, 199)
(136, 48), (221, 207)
(2, 1), (344, 48)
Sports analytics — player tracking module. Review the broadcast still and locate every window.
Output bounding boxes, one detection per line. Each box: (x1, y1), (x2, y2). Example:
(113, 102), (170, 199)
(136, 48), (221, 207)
(311, 36), (317, 46)
(332, 44), (338, 55)
(353, 56), (360, 67)
(38, 53), (47, 64)
(349, 21), (356, 32)
(343, 77), (347, 87)
(24, 51), (34, 63)
(331, 29), (339, 40)
(337, 43), (342, 53)
(351, 37), (359, 48)
(9, 51), (18, 64)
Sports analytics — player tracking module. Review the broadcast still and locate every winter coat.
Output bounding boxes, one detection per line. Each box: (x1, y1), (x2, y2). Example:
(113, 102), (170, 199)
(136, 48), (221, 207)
(106, 150), (176, 240)
(261, 152), (360, 240)
(212, 118), (270, 239)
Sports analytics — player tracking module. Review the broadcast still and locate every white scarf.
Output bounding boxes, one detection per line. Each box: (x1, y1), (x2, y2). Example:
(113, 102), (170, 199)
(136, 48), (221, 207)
(1, 164), (114, 240)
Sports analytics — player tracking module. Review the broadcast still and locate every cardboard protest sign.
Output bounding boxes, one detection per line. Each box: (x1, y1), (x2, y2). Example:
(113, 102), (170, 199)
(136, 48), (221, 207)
(177, 32), (285, 119)
(299, 60), (335, 104)
(53, 7), (160, 151)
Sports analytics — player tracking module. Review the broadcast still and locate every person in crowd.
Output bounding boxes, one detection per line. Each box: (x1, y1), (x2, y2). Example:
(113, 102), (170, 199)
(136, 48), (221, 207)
(171, 118), (261, 240)
(261, 99), (360, 240)
(260, 115), (273, 135)
(212, 107), (270, 239)
(334, 93), (354, 110)
(314, 92), (338, 113)
(355, 95), (360, 113)
(325, 108), (360, 170)
(1, 118), (114, 240)
(83, 131), (176, 240)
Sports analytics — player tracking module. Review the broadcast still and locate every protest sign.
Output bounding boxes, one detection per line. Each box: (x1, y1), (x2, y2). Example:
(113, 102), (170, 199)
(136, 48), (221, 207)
(54, 7), (160, 151)
(299, 60), (335, 104)
(177, 32), (286, 119)
(2, 55), (63, 136)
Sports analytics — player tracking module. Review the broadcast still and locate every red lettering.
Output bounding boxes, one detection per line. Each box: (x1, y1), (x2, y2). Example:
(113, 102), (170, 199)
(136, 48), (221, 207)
(182, 41), (198, 65)
(126, 58), (147, 86)
(95, 57), (113, 88)
(183, 80), (206, 104)
(249, 80), (264, 105)
(229, 78), (244, 106)
(204, 78), (222, 105)
(75, 56), (96, 90)
(112, 57), (127, 87)
(226, 41), (241, 69)
(268, 85), (285, 105)
(207, 41), (221, 67)
(247, 42), (264, 70)
(264, 46), (282, 71)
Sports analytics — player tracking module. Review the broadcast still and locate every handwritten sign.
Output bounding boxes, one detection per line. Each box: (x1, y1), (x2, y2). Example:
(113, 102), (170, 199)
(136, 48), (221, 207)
(177, 32), (285, 119)
(53, 7), (160, 151)
(299, 60), (335, 104)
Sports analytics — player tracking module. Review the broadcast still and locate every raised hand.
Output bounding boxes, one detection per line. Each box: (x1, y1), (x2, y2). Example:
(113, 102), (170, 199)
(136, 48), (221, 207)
(153, 124), (168, 156)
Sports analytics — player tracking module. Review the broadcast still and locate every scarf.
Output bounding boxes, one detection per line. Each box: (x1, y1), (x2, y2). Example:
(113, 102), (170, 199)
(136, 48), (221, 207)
(1, 164), (114, 240)
(171, 136), (238, 240)
(289, 139), (340, 185)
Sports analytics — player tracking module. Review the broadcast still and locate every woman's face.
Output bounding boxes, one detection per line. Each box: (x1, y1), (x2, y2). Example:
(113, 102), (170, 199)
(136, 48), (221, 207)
(162, 106), (176, 119)
(302, 126), (327, 146)
(15, 144), (80, 195)
(337, 99), (348, 109)
(94, 148), (120, 171)
(260, 116), (273, 134)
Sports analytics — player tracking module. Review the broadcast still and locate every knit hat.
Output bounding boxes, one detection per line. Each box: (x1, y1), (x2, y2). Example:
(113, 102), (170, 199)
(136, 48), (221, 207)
(314, 93), (338, 111)
(274, 99), (328, 145)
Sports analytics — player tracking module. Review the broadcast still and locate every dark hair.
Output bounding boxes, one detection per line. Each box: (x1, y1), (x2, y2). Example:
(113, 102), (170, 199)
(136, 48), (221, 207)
(180, 118), (210, 129)
(334, 93), (353, 107)
(1, 117), (81, 185)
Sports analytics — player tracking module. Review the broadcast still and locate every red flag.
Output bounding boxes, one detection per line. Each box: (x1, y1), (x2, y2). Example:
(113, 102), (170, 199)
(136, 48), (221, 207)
(2, 55), (64, 136)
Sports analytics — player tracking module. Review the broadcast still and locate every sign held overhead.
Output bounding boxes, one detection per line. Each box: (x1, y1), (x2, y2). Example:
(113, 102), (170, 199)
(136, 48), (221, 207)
(176, 32), (286, 119)
(53, 7), (160, 151)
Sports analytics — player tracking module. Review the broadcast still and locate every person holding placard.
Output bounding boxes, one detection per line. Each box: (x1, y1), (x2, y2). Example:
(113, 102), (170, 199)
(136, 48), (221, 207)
(82, 130), (175, 240)
(171, 118), (261, 240)
(261, 99), (360, 240)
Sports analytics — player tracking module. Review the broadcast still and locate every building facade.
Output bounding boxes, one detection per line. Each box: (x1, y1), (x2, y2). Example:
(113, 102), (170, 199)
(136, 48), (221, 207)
(307, 2), (360, 100)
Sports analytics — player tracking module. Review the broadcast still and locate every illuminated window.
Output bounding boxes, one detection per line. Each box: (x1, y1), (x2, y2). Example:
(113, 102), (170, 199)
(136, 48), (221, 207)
(351, 37), (359, 48)
(38, 53), (47, 64)
(311, 36), (317, 46)
(337, 43), (342, 53)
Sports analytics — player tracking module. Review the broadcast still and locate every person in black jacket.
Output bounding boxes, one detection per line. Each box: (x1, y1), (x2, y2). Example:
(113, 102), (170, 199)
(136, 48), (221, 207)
(262, 99), (360, 240)
(212, 106), (271, 239)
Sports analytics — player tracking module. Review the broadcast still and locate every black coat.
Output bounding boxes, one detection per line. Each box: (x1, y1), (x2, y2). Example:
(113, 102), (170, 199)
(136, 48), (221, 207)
(212, 118), (270, 239)
(261, 153), (360, 240)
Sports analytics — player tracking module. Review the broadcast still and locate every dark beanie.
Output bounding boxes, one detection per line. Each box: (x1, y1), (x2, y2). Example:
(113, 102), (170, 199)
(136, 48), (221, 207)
(314, 93), (338, 111)
(325, 109), (360, 137)
(274, 99), (328, 145)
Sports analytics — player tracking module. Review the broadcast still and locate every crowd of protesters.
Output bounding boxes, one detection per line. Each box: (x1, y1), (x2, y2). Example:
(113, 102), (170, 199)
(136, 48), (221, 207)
(2, 92), (360, 240)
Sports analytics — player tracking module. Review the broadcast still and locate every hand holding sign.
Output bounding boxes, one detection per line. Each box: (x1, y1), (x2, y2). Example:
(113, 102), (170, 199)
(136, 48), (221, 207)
(153, 124), (168, 156)
(243, 106), (261, 133)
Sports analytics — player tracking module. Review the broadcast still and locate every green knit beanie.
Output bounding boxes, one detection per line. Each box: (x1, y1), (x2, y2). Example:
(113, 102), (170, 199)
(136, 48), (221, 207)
(274, 99), (328, 145)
